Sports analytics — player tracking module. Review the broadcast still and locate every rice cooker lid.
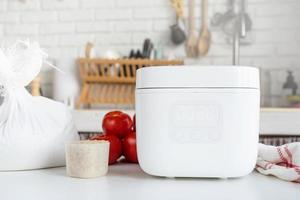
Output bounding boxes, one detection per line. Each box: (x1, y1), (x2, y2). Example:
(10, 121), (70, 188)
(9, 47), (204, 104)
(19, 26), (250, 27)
(136, 66), (259, 89)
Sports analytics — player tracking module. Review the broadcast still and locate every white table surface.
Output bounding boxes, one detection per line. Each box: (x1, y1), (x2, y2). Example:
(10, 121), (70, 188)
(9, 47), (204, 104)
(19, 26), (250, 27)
(0, 163), (299, 200)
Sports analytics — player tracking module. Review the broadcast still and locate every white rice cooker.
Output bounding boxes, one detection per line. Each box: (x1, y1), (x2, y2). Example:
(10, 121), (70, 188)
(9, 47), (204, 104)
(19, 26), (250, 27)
(135, 66), (260, 178)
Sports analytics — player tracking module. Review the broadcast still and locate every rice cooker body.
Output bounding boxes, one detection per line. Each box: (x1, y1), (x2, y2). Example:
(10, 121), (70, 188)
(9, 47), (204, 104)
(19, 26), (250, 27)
(136, 66), (260, 178)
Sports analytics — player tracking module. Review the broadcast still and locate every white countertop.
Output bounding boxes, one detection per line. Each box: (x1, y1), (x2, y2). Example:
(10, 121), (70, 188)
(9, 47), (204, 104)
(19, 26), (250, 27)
(0, 164), (299, 200)
(72, 108), (300, 135)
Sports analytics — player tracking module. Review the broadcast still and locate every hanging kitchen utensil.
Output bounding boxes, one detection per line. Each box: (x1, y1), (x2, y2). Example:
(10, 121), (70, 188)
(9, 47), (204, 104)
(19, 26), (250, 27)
(211, 0), (252, 47)
(217, 0), (252, 37)
(229, 0), (253, 47)
(211, 0), (236, 28)
(239, 0), (252, 37)
(185, 0), (198, 57)
(197, 0), (211, 57)
(170, 0), (186, 45)
(170, 24), (186, 45)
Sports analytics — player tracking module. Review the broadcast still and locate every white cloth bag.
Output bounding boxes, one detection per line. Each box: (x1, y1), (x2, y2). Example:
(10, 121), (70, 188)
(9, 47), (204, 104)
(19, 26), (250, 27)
(0, 40), (79, 171)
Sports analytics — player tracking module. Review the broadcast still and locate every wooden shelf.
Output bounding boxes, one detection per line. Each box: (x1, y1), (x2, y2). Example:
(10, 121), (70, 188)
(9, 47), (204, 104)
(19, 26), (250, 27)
(77, 54), (183, 108)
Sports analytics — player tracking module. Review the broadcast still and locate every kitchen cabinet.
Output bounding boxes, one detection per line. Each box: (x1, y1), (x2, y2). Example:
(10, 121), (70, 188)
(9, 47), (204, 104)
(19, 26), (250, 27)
(0, 164), (299, 200)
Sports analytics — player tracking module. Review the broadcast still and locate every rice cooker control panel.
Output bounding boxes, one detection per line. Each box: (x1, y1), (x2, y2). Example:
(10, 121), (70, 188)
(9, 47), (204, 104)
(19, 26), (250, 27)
(169, 103), (222, 143)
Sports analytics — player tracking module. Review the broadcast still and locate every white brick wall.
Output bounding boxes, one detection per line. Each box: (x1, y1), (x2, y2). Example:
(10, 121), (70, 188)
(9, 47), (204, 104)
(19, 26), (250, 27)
(41, 0), (79, 10)
(5, 24), (39, 35)
(59, 10), (95, 21)
(21, 11), (57, 23)
(39, 23), (75, 34)
(0, 0), (299, 106)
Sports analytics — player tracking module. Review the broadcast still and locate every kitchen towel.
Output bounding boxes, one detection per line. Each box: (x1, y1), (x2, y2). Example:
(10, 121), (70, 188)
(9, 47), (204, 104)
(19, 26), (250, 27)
(256, 142), (300, 183)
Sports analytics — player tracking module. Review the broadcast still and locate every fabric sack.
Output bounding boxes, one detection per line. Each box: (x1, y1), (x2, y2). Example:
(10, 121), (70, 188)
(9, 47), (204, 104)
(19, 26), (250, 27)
(0, 40), (79, 170)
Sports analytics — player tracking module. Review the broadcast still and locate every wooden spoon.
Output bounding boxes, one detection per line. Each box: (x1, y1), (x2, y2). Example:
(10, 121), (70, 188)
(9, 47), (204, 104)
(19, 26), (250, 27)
(185, 0), (197, 58)
(197, 0), (211, 57)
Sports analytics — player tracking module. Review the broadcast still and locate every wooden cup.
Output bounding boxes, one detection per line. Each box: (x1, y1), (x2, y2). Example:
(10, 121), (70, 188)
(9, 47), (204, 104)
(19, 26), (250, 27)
(65, 140), (109, 178)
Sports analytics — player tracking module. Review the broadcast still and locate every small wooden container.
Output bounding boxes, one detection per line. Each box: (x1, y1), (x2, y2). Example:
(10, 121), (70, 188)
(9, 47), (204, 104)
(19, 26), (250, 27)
(65, 140), (109, 178)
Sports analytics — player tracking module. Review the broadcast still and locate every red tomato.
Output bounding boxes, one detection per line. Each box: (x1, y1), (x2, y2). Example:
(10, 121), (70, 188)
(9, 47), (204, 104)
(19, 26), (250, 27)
(132, 114), (136, 132)
(90, 134), (122, 165)
(104, 110), (123, 117)
(102, 111), (133, 138)
(122, 132), (138, 163)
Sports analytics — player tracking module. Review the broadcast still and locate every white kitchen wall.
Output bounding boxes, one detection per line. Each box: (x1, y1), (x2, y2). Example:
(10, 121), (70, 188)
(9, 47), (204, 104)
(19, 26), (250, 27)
(0, 0), (299, 106)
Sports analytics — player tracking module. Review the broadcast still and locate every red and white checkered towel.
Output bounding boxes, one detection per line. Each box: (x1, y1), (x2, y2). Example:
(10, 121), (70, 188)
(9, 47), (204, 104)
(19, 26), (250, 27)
(256, 142), (300, 183)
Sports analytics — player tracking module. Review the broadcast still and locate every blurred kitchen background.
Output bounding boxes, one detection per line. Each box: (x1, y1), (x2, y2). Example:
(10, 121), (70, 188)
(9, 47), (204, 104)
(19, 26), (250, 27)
(1, 0), (300, 108)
